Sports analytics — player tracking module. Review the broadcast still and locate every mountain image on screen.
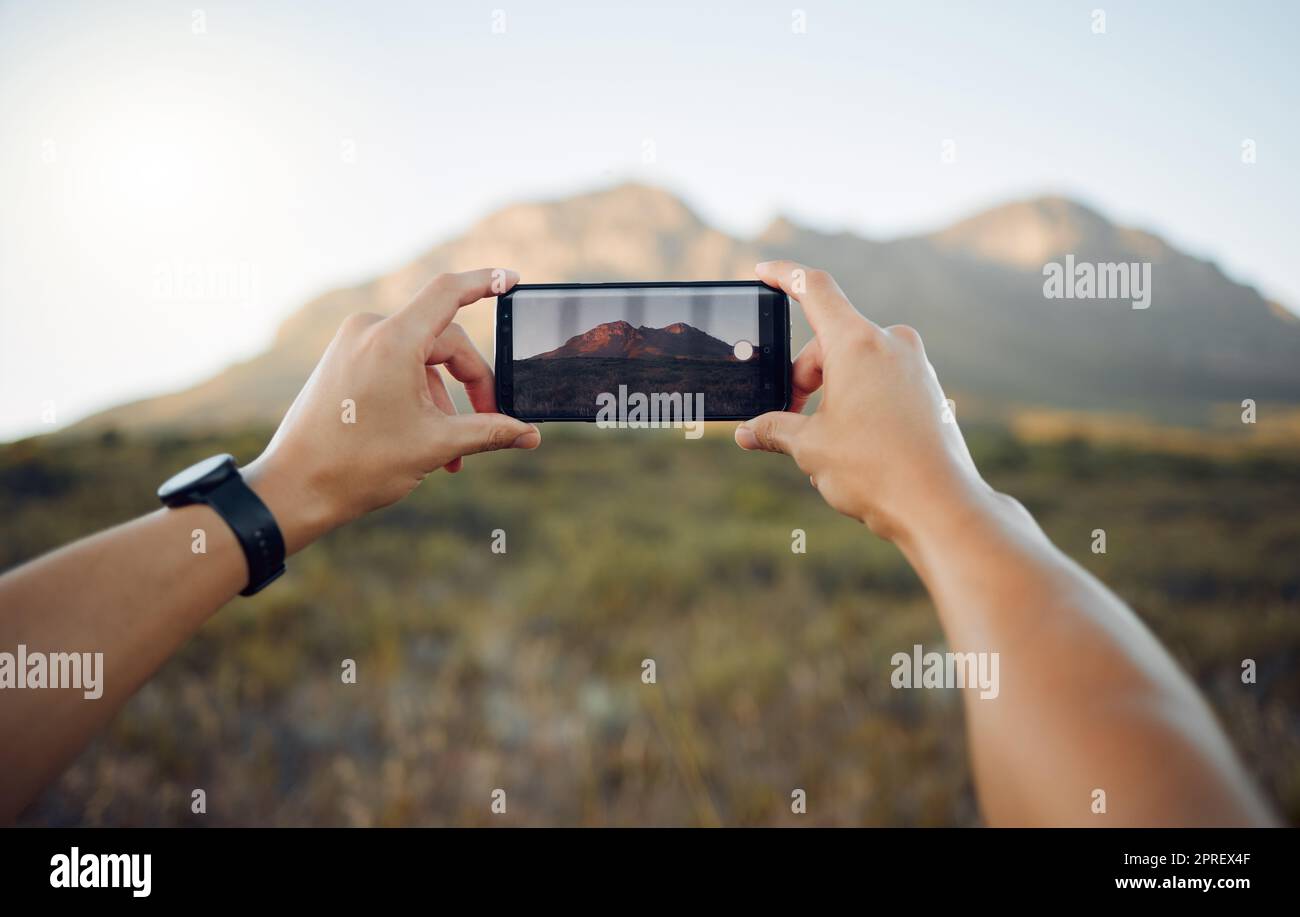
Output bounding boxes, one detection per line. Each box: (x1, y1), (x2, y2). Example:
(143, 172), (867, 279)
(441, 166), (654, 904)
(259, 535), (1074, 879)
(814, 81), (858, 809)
(530, 321), (740, 361)
(515, 320), (759, 417)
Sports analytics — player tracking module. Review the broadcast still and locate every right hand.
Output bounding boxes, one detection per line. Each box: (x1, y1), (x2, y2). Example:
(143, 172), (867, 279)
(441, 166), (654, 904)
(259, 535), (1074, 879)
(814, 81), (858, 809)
(735, 261), (991, 541)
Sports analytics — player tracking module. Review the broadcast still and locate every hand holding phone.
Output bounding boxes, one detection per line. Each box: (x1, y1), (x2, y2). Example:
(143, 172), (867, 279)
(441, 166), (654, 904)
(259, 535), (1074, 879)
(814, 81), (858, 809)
(736, 261), (984, 538)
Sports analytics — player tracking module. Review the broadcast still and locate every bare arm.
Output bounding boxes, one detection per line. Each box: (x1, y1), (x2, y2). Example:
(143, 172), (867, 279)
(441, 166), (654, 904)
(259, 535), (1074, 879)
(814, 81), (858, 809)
(736, 260), (1276, 826)
(0, 269), (540, 823)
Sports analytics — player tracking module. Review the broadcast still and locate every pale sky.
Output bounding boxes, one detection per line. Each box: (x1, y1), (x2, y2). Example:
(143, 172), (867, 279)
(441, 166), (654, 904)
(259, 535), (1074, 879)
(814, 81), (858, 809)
(511, 287), (761, 358)
(1, 0), (1297, 440)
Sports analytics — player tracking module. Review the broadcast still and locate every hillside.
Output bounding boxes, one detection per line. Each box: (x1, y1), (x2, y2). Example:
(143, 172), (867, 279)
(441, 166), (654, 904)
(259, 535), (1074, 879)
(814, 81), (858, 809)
(70, 183), (1300, 434)
(533, 321), (738, 361)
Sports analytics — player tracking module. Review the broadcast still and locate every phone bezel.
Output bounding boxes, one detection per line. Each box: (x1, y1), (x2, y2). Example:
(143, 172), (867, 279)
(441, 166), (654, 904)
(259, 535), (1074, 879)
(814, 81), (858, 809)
(494, 280), (791, 422)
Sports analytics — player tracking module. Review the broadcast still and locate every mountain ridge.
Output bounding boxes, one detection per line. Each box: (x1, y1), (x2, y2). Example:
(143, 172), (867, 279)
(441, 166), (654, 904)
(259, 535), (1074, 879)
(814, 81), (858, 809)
(531, 320), (738, 361)
(64, 182), (1300, 435)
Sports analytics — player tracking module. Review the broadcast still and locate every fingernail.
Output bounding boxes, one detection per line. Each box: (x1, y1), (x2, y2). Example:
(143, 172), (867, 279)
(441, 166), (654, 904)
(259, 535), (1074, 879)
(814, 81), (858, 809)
(494, 268), (520, 292)
(511, 427), (540, 449)
(755, 261), (772, 271)
(734, 425), (758, 450)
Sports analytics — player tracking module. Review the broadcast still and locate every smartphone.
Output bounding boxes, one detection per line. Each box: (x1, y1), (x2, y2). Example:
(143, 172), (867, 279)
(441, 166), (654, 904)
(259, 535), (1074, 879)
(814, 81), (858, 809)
(495, 281), (791, 422)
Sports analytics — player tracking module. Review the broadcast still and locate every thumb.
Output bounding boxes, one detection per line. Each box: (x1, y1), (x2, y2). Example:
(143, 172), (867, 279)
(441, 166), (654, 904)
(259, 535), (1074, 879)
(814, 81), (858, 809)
(444, 413), (541, 457)
(735, 412), (807, 456)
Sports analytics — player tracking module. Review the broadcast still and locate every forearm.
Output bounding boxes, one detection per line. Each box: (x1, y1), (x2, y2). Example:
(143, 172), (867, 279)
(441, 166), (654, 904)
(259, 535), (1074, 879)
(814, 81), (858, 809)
(0, 460), (327, 822)
(737, 261), (1276, 825)
(0, 270), (533, 824)
(896, 486), (1276, 826)
(0, 503), (244, 820)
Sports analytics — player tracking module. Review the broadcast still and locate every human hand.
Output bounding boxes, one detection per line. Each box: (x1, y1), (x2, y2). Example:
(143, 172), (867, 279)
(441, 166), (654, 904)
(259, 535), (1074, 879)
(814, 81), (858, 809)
(735, 261), (989, 541)
(244, 268), (541, 551)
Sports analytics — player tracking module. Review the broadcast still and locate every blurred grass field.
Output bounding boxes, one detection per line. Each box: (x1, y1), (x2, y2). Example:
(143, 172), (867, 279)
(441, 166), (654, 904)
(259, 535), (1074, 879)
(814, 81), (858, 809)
(2, 424), (1298, 826)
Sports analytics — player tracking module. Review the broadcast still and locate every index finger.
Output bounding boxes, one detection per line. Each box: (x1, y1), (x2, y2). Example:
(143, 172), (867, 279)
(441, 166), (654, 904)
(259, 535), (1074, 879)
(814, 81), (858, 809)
(426, 322), (498, 414)
(788, 337), (824, 414)
(394, 268), (519, 353)
(754, 260), (875, 341)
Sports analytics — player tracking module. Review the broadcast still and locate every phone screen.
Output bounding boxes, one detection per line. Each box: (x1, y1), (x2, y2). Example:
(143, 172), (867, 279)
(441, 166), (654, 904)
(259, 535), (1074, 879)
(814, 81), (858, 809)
(498, 282), (788, 421)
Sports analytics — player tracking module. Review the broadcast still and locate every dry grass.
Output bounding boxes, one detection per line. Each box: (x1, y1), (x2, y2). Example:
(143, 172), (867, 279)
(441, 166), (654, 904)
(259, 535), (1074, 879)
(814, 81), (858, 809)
(2, 424), (1297, 826)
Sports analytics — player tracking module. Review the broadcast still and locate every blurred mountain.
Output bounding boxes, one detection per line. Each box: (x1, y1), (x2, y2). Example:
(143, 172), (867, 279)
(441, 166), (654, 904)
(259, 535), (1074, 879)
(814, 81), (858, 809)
(533, 320), (737, 360)
(70, 182), (1300, 433)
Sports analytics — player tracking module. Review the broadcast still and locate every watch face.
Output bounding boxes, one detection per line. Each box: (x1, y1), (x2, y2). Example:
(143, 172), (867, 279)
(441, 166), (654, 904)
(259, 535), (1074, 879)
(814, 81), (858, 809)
(157, 453), (237, 506)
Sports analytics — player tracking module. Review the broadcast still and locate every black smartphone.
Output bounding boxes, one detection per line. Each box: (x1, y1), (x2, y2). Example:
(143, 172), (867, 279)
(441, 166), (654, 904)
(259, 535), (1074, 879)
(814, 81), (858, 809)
(495, 281), (791, 423)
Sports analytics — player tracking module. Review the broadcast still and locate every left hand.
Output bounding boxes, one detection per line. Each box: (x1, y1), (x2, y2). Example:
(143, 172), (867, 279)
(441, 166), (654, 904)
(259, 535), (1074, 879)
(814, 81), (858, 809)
(244, 268), (541, 551)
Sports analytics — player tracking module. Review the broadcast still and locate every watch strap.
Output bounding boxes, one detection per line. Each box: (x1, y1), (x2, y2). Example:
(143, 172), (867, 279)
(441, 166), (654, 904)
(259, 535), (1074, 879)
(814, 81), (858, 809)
(204, 475), (286, 596)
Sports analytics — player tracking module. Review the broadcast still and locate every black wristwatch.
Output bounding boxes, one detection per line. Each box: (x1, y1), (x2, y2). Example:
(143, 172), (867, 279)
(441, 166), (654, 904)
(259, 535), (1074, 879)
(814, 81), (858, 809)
(158, 454), (286, 596)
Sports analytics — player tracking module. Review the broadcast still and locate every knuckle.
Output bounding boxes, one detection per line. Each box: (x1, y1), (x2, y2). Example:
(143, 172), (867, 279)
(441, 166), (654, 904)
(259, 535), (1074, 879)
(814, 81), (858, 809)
(754, 419), (782, 451)
(484, 422), (514, 451)
(804, 268), (833, 292)
(886, 323), (923, 348)
(429, 272), (456, 290)
(420, 273), (459, 299)
(841, 320), (880, 352)
(340, 311), (383, 336)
